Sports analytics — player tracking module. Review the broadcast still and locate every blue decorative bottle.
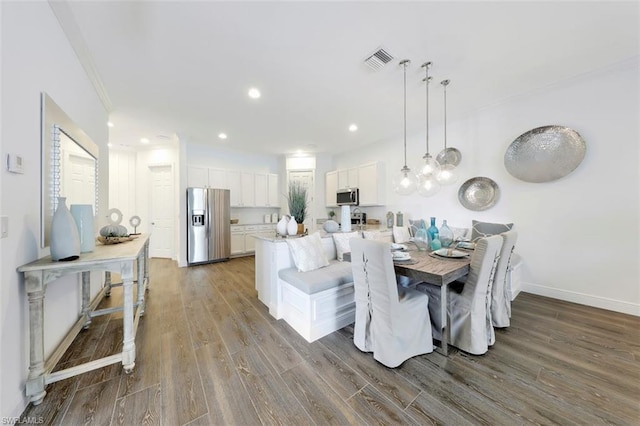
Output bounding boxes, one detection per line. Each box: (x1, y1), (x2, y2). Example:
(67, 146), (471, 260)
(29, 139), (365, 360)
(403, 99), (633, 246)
(427, 217), (438, 247)
(429, 231), (442, 251)
(439, 219), (454, 248)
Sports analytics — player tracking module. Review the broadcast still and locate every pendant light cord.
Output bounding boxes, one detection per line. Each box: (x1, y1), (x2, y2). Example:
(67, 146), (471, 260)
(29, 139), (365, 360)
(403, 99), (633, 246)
(441, 79), (450, 165)
(422, 62), (431, 156)
(402, 60), (408, 168)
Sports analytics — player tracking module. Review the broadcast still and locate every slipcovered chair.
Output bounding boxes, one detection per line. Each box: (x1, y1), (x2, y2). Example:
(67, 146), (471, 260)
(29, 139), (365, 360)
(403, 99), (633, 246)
(491, 230), (518, 328)
(350, 238), (433, 367)
(416, 235), (502, 355)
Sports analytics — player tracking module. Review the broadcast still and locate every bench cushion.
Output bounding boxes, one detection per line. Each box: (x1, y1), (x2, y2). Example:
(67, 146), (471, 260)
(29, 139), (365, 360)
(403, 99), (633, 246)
(278, 260), (353, 294)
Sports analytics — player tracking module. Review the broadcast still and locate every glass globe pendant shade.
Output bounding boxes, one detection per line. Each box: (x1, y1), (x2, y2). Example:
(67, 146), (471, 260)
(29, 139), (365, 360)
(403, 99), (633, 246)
(393, 166), (417, 195)
(417, 172), (441, 196)
(436, 163), (458, 186)
(418, 153), (441, 177)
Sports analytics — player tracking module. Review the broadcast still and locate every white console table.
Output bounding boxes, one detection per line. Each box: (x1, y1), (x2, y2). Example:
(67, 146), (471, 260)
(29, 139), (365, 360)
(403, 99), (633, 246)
(17, 234), (150, 405)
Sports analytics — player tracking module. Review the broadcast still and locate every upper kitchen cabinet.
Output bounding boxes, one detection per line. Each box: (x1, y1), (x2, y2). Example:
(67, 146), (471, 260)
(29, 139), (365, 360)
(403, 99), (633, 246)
(187, 166), (228, 189)
(358, 162), (384, 206)
(337, 167), (358, 189)
(256, 173), (279, 207)
(326, 162), (384, 207)
(267, 173), (279, 207)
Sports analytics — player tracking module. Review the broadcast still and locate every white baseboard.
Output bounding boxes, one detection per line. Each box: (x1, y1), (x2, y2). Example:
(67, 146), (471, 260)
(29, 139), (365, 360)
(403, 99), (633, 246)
(521, 281), (640, 317)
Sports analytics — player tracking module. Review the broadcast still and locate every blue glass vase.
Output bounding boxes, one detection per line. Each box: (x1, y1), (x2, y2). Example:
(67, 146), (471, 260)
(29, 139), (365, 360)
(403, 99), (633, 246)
(429, 231), (442, 251)
(427, 217), (438, 247)
(439, 219), (454, 248)
(413, 225), (429, 251)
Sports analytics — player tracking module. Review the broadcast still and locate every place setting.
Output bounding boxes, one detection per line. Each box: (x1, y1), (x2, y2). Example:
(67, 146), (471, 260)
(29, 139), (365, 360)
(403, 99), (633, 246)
(391, 249), (418, 264)
(429, 247), (471, 261)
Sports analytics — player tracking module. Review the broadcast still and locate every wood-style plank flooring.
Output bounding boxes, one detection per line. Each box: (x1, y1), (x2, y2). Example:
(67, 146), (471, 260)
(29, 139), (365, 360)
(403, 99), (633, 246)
(21, 257), (640, 425)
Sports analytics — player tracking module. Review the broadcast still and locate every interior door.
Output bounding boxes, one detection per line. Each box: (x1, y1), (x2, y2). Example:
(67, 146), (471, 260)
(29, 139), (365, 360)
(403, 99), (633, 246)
(287, 170), (314, 232)
(149, 165), (174, 258)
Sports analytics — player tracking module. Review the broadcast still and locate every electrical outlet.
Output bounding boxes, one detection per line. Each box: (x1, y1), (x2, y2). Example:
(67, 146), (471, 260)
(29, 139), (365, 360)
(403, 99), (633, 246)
(0, 216), (8, 238)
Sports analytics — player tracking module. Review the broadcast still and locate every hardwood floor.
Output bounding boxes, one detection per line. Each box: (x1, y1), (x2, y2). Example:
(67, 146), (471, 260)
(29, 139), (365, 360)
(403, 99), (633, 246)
(20, 257), (640, 425)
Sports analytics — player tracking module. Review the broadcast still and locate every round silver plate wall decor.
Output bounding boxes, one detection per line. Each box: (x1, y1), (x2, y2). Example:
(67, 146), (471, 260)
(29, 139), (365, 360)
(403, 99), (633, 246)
(458, 177), (500, 211)
(436, 147), (462, 166)
(504, 125), (586, 183)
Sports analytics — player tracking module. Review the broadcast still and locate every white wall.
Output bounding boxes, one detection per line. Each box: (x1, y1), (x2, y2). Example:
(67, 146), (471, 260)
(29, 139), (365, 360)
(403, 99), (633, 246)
(334, 59), (640, 315)
(0, 1), (109, 418)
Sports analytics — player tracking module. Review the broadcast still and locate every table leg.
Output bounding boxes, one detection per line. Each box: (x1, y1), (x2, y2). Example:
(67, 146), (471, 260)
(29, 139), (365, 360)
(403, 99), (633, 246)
(440, 283), (449, 356)
(144, 241), (150, 291)
(25, 272), (47, 405)
(104, 271), (112, 297)
(136, 251), (145, 316)
(81, 272), (91, 329)
(121, 262), (136, 374)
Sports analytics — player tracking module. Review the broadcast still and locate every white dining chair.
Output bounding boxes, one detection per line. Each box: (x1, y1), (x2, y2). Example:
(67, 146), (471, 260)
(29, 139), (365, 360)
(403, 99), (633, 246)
(491, 230), (518, 328)
(350, 238), (433, 367)
(416, 235), (502, 355)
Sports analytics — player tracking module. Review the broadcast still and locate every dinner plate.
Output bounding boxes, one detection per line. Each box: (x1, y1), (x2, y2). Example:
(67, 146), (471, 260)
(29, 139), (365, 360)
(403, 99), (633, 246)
(392, 252), (411, 260)
(390, 243), (408, 251)
(433, 248), (468, 258)
(456, 241), (476, 250)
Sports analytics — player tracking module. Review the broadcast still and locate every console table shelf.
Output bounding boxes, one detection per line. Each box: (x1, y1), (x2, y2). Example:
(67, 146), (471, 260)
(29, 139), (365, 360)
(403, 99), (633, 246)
(17, 234), (150, 405)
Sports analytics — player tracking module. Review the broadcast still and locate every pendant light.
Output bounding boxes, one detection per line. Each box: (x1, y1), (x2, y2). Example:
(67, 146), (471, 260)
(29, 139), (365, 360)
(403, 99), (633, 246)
(436, 79), (458, 186)
(392, 59), (417, 195)
(417, 61), (441, 197)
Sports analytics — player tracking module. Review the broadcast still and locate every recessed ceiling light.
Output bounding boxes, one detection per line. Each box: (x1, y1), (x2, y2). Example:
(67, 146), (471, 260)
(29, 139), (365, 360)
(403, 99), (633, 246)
(107, 121), (114, 128)
(248, 88), (261, 99)
(349, 124), (358, 132)
(140, 138), (149, 144)
(107, 142), (113, 148)
(218, 133), (228, 140)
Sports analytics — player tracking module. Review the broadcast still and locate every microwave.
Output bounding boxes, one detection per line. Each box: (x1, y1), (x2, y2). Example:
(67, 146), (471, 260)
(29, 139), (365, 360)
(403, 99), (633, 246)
(337, 188), (359, 206)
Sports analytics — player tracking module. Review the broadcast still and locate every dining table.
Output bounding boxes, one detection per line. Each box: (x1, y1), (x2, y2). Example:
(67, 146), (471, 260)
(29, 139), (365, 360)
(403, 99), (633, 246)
(393, 247), (471, 355)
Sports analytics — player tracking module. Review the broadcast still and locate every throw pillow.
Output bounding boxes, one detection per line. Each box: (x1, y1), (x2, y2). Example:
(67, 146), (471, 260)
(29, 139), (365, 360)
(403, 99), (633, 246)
(332, 231), (362, 261)
(392, 226), (411, 244)
(408, 219), (426, 237)
(471, 220), (514, 241)
(285, 232), (330, 272)
(450, 226), (470, 241)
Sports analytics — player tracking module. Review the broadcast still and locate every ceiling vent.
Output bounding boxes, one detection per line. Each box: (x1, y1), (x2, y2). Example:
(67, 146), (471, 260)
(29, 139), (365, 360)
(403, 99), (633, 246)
(364, 48), (394, 71)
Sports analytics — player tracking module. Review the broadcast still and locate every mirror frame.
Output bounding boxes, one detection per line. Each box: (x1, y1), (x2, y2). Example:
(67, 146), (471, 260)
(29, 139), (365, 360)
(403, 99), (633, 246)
(41, 93), (99, 248)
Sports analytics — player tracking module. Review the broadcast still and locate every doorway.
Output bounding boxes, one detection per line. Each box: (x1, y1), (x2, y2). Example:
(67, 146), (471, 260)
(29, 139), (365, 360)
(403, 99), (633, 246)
(149, 165), (174, 258)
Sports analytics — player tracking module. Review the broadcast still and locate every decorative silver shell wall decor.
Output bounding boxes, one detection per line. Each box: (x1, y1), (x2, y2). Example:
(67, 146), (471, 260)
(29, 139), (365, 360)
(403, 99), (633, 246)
(504, 125), (586, 183)
(458, 177), (500, 211)
(436, 147), (462, 167)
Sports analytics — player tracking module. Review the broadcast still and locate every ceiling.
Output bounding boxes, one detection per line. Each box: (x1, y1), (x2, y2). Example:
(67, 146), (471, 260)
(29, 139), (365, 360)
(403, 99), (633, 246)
(60, 1), (639, 155)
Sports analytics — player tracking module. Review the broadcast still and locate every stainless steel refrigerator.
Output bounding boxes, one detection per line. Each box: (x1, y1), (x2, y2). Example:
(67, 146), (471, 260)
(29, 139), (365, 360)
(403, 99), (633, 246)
(187, 188), (230, 265)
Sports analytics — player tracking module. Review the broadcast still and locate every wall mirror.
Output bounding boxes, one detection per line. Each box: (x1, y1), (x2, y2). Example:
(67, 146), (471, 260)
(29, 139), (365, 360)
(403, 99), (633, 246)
(41, 93), (99, 248)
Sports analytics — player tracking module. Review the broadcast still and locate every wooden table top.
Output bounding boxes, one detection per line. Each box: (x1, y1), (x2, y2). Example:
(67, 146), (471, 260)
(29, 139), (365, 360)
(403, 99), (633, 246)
(393, 248), (470, 286)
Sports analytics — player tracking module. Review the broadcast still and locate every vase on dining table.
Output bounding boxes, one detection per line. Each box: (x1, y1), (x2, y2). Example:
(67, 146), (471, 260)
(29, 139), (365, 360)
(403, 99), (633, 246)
(413, 225), (429, 251)
(429, 231), (442, 251)
(439, 220), (454, 248)
(427, 217), (438, 247)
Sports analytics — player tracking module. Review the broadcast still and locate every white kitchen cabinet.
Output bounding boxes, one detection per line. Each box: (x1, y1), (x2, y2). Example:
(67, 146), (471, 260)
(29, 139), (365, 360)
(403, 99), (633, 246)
(241, 172), (255, 207)
(208, 168), (227, 189)
(254, 174), (267, 207)
(231, 224), (275, 257)
(337, 167), (358, 189)
(326, 162), (384, 206)
(231, 225), (245, 255)
(226, 171), (242, 206)
(267, 174), (279, 207)
(325, 171), (338, 207)
(358, 162), (384, 206)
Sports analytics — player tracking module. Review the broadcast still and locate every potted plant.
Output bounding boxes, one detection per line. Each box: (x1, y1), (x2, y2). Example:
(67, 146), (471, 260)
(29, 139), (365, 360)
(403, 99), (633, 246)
(287, 181), (308, 234)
